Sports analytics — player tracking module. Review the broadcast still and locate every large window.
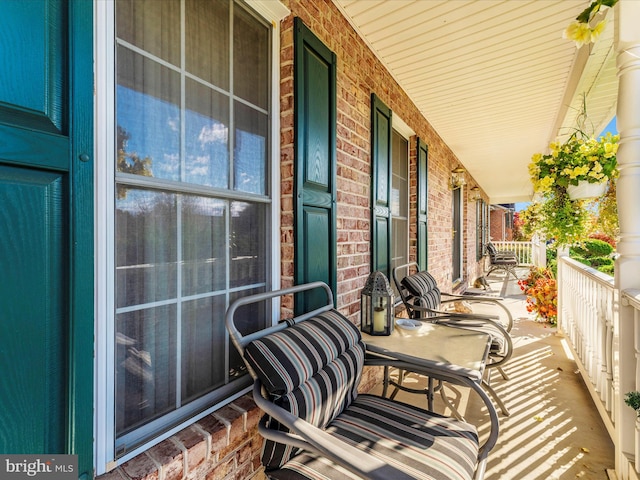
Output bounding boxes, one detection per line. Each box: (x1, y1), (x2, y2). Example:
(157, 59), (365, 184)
(113, 0), (273, 457)
(391, 129), (409, 295)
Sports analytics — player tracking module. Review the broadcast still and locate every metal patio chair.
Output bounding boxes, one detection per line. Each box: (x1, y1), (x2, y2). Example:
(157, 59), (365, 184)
(485, 242), (519, 279)
(392, 263), (513, 415)
(225, 281), (499, 480)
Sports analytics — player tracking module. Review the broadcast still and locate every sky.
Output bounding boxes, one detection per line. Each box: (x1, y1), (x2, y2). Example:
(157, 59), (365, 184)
(514, 116), (618, 212)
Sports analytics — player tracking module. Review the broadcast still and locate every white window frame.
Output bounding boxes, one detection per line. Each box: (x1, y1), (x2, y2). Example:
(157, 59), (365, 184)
(390, 117), (413, 297)
(93, 0), (288, 473)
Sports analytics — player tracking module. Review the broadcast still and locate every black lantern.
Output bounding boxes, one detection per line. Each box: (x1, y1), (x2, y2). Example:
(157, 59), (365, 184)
(361, 271), (394, 335)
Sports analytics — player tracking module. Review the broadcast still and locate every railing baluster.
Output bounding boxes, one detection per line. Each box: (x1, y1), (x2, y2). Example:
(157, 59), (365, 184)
(558, 256), (616, 442)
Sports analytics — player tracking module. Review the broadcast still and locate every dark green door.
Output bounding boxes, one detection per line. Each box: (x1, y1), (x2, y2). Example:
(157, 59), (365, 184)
(371, 94), (392, 280)
(0, 1), (93, 477)
(294, 18), (337, 312)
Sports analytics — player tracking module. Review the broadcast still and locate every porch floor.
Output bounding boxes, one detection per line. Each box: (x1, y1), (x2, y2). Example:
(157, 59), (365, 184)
(371, 266), (615, 480)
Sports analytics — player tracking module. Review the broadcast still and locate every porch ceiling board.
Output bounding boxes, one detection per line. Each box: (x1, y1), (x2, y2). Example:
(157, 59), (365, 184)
(333, 0), (618, 204)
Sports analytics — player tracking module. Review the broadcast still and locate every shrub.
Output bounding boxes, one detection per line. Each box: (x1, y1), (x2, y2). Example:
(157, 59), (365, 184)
(599, 264), (615, 275)
(518, 267), (557, 325)
(588, 256), (614, 268)
(589, 232), (616, 249)
(570, 238), (614, 257)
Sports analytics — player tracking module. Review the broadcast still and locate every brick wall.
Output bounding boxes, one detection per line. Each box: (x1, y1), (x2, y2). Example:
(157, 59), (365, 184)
(97, 395), (264, 480)
(490, 208), (505, 241)
(280, 0), (486, 319)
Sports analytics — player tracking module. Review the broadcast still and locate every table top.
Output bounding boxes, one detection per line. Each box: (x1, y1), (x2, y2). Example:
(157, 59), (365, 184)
(361, 320), (491, 376)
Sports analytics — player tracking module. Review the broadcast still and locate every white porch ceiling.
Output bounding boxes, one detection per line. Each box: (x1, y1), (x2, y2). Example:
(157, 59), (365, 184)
(333, 0), (618, 204)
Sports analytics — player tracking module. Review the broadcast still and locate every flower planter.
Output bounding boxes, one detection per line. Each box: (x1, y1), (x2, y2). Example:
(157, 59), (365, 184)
(567, 180), (607, 200)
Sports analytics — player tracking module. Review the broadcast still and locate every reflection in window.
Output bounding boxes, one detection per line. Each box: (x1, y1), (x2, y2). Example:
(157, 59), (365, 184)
(114, 0), (272, 450)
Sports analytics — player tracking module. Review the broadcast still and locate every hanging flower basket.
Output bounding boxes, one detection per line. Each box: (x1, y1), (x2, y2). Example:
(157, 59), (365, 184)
(567, 180), (608, 200)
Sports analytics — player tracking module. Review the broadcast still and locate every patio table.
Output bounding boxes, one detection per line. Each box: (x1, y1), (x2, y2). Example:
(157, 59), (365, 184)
(362, 320), (492, 417)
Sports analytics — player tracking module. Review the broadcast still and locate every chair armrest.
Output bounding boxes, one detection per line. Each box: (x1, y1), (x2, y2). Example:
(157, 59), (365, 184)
(364, 352), (499, 465)
(437, 317), (514, 368)
(441, 295), (514, 332)
(410, 304), (500, 322)
(252, 381), (417, 480)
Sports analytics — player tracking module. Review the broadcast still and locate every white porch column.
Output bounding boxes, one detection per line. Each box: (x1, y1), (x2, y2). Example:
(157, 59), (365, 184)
(614, 0), (640, 477)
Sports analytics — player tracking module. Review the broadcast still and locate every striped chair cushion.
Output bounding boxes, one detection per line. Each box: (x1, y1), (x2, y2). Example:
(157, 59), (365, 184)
(267, 394), (479, 480)
(402, 271), (440, 298)
(402, 272), (442, 318)
(414, 292), (441, 318)
(244, 310), (363, 396)
(243, 310), (365, 469)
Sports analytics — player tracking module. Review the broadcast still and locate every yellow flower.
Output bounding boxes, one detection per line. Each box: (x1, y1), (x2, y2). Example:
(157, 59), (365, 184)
(535, 176), (555, 193)
(604, 142), (617, 157)
(590, 20), (607, 43)
(564, 22), (605, 47)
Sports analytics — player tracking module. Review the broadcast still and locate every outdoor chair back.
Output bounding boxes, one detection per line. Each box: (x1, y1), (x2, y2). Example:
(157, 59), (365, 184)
(485, 243), (519, 279)
(392, 263), (514, 415)
(225, 282), (498, 480)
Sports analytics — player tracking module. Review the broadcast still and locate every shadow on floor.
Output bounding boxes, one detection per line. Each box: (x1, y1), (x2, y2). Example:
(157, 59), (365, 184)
(373, 267), (615, 480)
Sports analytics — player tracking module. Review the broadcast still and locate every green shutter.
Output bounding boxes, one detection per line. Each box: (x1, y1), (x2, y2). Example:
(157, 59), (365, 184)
(293, 18), (337, 312)
(0, 1), (93, 477)
(416, 138), (429, 271)
(371, 94), (392, 280)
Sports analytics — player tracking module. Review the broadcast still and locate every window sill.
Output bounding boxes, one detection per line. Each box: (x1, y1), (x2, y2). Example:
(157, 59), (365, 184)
(97, 394), (265, 480)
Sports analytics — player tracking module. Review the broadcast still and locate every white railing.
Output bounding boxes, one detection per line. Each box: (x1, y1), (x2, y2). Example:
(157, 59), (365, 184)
(559, 256), (640, 479)
(491, 240), (546, 267)
(622, 288), (640, 477)
(557, 255), (616, 439)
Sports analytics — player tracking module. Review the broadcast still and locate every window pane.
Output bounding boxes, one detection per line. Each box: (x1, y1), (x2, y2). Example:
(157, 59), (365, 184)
(182, 196), (227, 296)
(114, 0), (272, 446)
(185, 79), (229, 188)
(116, 305), (177, 436)
(117, 47), (181, 181)
(230, 202), (266, 287)
(185, 0), (229, 89)
(116, 0), (180, 66)
(391, 131), (408, 295)
(234, 102), (267, 194)
(228, 288), (268, 378)
(116, 188), (177, 308)
(181, 295), (226, 403)
(234, 6), (269, 109)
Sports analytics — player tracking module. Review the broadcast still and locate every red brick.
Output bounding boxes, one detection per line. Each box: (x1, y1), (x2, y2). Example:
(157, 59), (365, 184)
(197, 414), (229, 454)
(174, 427), (207, 471)
(120, 453), (159, 480)
(95, 469), (127, 480)
(147, 441), (183, 480)
(232, 395), (261, 432)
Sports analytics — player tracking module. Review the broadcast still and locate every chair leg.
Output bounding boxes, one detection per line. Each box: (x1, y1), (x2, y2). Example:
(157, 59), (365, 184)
(497, 365), (510, 381)
(437, 380), (466, 422)
(482, 378), (510, 416)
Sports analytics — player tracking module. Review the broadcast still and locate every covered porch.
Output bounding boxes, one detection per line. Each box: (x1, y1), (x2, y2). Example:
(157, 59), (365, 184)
(372, 264), (616, 479)
(330, 1), (640, 478)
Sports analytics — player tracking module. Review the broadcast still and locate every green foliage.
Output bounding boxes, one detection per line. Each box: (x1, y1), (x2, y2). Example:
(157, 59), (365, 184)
(588, 232), (616, 248)
(538, 189), (590, 247)
(570, 239), (614, 257)
(587, 256), (614, 268)
(599, 264), (615, 275)
(594, 180), (619, 241)
(625, 391), (640, 416)
(569, 238), (615, 276)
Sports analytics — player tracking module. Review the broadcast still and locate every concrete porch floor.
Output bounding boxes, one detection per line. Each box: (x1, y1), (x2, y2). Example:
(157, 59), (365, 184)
(372, 266), (615, 480)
